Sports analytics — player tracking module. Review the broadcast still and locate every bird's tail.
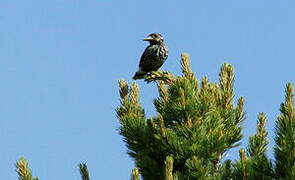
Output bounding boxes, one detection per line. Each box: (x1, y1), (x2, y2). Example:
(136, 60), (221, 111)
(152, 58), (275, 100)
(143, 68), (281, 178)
(132, 71), (147, 80)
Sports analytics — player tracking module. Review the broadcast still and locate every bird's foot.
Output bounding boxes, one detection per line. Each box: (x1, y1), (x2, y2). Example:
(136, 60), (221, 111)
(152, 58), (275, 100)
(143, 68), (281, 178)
(144, 70), (175, 84)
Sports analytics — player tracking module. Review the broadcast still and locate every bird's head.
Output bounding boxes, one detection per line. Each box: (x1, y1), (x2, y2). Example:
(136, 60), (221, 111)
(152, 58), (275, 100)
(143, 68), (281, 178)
(143, 33), (164, 44)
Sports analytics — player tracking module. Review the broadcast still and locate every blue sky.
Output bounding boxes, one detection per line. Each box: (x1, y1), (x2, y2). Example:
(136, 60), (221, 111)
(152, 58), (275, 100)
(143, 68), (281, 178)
(0, 0), (294, 179)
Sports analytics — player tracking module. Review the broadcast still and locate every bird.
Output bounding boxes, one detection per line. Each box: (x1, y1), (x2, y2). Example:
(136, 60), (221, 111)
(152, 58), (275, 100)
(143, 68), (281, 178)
(133, 33), (168, 80)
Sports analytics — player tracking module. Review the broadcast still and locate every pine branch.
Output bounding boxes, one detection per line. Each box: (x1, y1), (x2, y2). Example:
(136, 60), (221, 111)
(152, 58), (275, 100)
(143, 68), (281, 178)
(16, 157), (39, 180)
(219, 63), (234, 109)
(232, 152), (245, 180)
(119, 79), (129, 100)
(164, 156), (174, 180)
(117, 80), (144, 120)
(247, 113), (268, 158)
(79, 163), (90, 180)
(239, 149), (248, 180)
(131, 168), (139, 180)
(246, 113), (273, 179)
(117, 80), (163, 179)
(274, 83), (295, 179)
(144, 70), (175, 84)
(185, 156), (209, 179)
(181, 53), (195, 80)
(235, 97), (246, 124)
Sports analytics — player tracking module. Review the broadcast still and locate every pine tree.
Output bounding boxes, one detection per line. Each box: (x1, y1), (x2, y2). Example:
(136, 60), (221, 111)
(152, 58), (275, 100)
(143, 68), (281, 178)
(117, 53), (245, 179)
(116, 53), (294, 179)
(13, 53), (294, 180)
(274, 83), (295, 179)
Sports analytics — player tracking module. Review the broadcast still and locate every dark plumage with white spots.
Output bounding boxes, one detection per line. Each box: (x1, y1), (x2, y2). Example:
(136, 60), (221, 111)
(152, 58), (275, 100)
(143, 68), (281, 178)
(133, 33), (168, 80)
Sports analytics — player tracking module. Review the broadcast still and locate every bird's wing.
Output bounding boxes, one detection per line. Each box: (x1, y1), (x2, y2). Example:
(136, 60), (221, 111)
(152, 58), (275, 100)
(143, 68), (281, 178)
(139, 46), (153, 67)
(139, 45), (155, 67)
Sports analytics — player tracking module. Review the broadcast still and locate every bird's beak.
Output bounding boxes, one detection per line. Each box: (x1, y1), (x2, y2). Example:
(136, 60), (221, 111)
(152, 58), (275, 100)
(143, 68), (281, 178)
(143, 36), (153, 41)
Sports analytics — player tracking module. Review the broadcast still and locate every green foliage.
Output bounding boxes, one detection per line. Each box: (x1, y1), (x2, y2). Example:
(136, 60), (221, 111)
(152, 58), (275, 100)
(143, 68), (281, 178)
(117, 53), (294, 179)
(79, 163), (90, 180)
(131, 168), (140, 180)
(165, 156), (174, 180)
(232, 114), (273, 180)
(274, 83), (295, 179)
(16, 157), (39, 180)
(15, 159), (91, 180)
(11, 54), (294, 180)
(247, 113), (273, 179)
(117, 53), (245, 179)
